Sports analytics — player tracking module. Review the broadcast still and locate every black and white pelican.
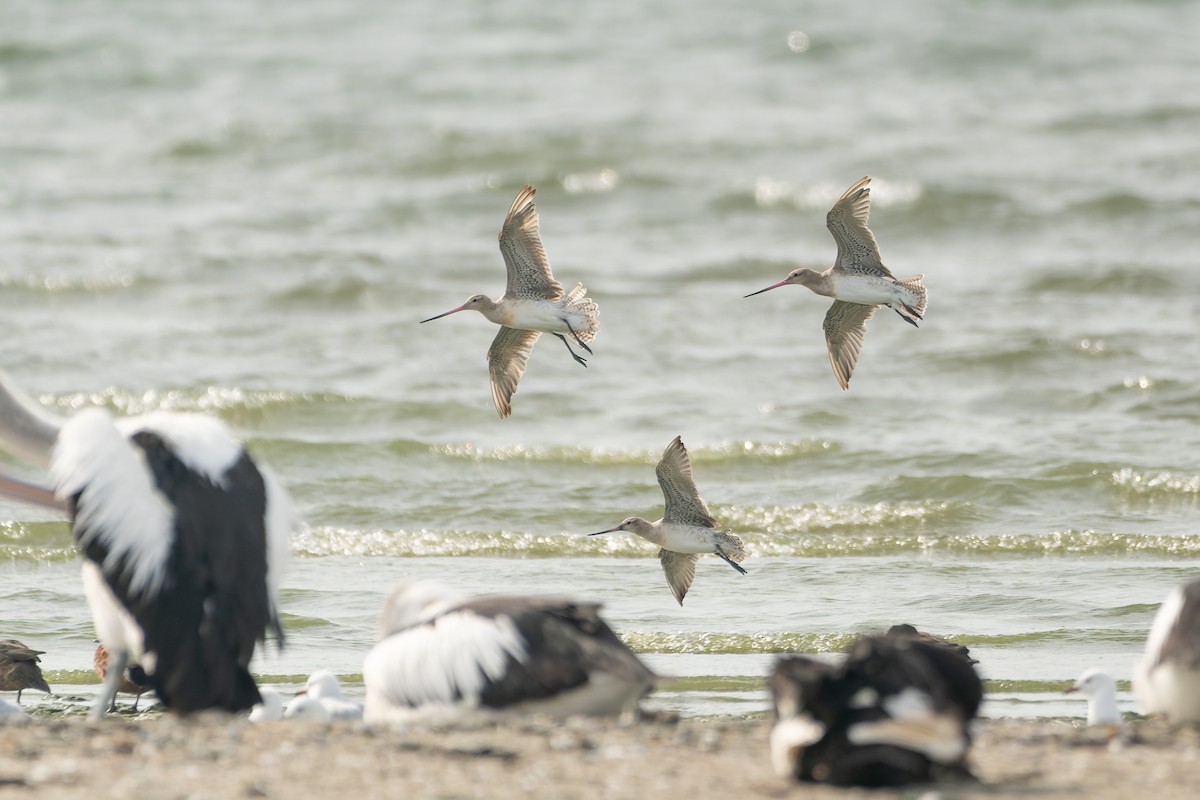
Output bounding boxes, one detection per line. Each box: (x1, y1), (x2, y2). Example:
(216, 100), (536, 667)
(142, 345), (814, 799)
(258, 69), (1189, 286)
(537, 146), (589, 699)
(590, 436), (747, 606)
(771, 631), (982, 788)
(1134, 578), (1200, 722)
(744, 177), (928, 390)
(362, 580), (656, 723)
(420, 185), (600, 419)
(0, 371), (293, 718)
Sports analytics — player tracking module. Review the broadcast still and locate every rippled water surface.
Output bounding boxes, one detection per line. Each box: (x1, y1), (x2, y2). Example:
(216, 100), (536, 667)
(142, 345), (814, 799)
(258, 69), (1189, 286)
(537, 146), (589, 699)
(3, 0), (1200, 718)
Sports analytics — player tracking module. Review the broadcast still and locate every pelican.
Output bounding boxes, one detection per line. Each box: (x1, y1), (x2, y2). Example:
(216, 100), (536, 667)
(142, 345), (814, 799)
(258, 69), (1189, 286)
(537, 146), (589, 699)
(362, 580), (657, 724)
(771, 632), (982, 787)
(1134, 578), (1200, 722)
(420, 185), (600, 418)
(0, 370), (294, 718)
(745, 176), (927, 390)
(590, 436), (747, 606)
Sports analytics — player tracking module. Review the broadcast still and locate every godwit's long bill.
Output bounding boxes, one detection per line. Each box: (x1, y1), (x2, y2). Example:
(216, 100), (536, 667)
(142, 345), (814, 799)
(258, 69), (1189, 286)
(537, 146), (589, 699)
(362, 580), (657, 723)
(744, 176), (927, 390)
(0, 370), (294, 719)
(420, 185), (600, 418)
(590, 436), (747, 606)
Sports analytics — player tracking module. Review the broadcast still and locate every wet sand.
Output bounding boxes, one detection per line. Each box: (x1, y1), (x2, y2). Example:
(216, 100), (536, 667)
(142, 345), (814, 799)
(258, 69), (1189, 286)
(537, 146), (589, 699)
(2, 714), (1199, 799)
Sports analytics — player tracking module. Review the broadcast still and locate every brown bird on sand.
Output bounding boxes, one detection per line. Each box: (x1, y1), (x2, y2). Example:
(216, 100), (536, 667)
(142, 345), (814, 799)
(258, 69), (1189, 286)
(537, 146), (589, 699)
(0, 639), (52, 702)
(94, 644), (151, 712)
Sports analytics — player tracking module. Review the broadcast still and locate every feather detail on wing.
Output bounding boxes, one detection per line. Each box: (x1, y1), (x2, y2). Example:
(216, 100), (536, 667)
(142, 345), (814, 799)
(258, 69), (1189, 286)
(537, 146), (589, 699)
(655, 436), (718, 527)
(826, 176), (892, 276)
(659, 549), (699, 606)
(487, 327), (540, 419)
(823, 301), (878, 390)
(499, 185), (563, 301)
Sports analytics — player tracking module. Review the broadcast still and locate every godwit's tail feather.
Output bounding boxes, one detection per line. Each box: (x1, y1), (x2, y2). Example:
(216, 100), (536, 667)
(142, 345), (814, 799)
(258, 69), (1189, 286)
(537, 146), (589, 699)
(563, 282), (600, 343)
(890, 274), (926, 327)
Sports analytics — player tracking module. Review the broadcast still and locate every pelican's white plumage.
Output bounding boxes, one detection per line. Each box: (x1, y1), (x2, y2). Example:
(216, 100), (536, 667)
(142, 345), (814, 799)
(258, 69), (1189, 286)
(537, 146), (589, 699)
(0, 371), (295, 718)
(363, 580), (656, 724)
(1134, 579), (1200, 722)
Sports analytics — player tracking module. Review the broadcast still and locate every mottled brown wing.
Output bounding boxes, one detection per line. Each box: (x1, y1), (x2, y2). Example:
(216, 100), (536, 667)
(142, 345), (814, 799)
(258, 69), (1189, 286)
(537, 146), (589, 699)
(659, 549), (699, 606)
(487, 326), (540, 419)
(656, 435), (718, 527)
(826, 176), (893, 277)
(823, 300), (878, 391)
(499, 185), (563, 301)
(0, 640), (44, 661)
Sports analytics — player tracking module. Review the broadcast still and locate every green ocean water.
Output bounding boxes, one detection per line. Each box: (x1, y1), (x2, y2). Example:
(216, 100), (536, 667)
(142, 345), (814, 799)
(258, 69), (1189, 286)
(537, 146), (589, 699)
(2, 0), (1200, 718)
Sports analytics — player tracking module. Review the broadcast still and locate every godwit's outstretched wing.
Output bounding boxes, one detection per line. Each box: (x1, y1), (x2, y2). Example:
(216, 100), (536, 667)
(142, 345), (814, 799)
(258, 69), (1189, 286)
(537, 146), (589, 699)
(659, 549), (699, 606)
(656, 435), (718, 528)
(823, 300), (878, 391)
(499, 185), (564, 301)
(487, 326), (540, 419)
(826, 177), (893, 277)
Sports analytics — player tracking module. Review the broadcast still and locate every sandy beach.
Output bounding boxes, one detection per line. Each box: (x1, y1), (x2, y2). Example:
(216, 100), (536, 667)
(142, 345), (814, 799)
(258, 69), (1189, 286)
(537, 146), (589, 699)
(2, 713), (1199, 799)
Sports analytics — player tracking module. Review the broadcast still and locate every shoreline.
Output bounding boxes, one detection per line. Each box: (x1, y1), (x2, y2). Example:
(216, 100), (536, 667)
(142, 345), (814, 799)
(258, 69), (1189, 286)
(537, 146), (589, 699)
(2, 714), (1199, 799)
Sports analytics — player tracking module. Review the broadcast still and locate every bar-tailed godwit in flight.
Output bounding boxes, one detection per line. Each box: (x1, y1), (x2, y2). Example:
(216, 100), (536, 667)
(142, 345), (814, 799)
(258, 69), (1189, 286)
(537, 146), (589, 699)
(421, 185), (600, 418)
(590, 436), (747, 606)
(745, 176), (927, 390)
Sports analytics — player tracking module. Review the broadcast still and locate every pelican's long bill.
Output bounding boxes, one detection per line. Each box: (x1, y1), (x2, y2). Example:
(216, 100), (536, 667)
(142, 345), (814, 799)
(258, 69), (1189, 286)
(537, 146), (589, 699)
(744, 279), (789, 298)
(0, 469), (68, 513)
(419, 305), (468, 323)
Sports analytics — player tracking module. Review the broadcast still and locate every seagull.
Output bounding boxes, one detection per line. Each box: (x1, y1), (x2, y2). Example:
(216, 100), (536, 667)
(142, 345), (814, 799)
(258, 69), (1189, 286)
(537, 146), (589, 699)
(1134, 578), (1200, 722)
(1066, 668), (1121, 733)
(298, 671), (362, 720)
(0, 639), (52, 703)
(362, 580), (657, 724)
(420, 185), (600, 418)
(93, 643), (151, 712)
(0, 370), (295, 719)
(249, 687), (284, 722)
(284, 693), (332, 721)
(771, 632), (982, 787)
(590, 436), (747, 605)
(744, 176), (927, 390)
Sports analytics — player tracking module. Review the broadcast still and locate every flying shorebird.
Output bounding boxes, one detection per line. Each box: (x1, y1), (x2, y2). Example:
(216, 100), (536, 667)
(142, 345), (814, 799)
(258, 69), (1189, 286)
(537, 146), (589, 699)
(362, 580), (657, 723)
(420, 185), (600, 419)
(744, 176), (927, 390)
(0, 370), (294, 719)
(0, 639), (52, 703)
(590, 436), (747, 606)
(1134, 578), (1200, 722)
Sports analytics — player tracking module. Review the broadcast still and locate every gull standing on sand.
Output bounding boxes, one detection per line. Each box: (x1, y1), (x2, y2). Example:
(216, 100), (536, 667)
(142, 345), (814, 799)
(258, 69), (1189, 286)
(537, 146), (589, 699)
(297, 671), (363, 720)
(249, 687), (284, 722)
(0, 370), (294, 719)
(744, 176), (927, 390)
(420, 185), (600, 419)
(1134, 578), (1200, 722)
(0, 639), (52, 703)
(362, 580), (657, 723)
(590, 436), (747, 606)
(1066, 668), (1121, 732)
